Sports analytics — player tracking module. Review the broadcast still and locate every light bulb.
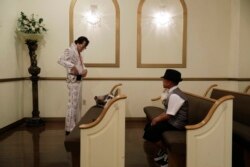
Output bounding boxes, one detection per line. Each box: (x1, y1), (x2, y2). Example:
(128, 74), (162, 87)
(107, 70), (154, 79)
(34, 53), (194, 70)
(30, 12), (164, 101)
(154, 11), (172, 27)
(85, 5), (101, 26)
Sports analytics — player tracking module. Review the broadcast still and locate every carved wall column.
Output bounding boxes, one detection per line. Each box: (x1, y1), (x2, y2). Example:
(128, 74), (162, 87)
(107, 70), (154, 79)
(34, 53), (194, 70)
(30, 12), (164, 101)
(25, 39), (44, 126)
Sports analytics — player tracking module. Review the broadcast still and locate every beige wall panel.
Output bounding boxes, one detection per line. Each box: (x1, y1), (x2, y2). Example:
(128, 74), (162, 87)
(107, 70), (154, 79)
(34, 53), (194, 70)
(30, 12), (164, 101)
(0, 82), (24, 128)
(72, 0), (119, 66)
(185, 0), (231, 76)
(0, 0), (23, 78)
(239, 0), (250, 77)
(140, 0), (184, 64)
(9, 0), (240, 78)
(1, 0), (246, 78)
(22, 80), (33, 118)
(38, 81), (68, 117)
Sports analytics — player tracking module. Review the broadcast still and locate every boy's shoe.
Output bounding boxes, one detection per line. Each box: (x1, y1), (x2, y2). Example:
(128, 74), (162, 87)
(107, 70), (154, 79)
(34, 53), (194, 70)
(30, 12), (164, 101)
(154, 150), (168, 164)
(160, 164), (168, 167)
(158, 154), (168, 167)
(65, 131), (70, 136)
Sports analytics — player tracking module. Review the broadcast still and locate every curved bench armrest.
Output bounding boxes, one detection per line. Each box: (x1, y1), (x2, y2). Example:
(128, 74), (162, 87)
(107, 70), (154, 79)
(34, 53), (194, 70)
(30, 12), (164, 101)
(79, 94), (127, 129)
(151, 96), (161, 101)
(203, 84), (218, 97)
(185, 95), (234, 130)
(244, 85), (250, 94)
(109, 83), (122, 94)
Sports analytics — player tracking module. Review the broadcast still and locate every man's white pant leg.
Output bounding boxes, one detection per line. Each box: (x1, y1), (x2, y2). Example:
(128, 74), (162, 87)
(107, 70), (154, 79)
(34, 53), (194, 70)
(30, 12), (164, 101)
(65, 82), (82, 132)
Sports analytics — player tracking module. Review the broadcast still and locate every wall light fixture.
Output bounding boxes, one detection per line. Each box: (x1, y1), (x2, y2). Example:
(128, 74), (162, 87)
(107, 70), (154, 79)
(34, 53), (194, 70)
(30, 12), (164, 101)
(153, 6), (172, 27)
(84, 5), (101, 26)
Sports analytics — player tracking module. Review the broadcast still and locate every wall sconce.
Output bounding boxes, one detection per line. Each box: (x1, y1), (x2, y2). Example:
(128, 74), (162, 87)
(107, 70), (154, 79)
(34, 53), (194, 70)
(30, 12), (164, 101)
(84, 5), (101, 26)
(153, 6), (172, 27)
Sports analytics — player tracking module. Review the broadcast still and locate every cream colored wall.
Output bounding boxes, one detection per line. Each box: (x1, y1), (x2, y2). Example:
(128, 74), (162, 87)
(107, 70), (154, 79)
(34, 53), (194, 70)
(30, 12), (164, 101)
(19, 0), (232, 79)
(1, 0), (250, 128)
(12, 0), (234, 79)
(234, 0), (250, 91)
(0, 82), (24, 128)
(0, 0), (25, 128)
(0, 0), (23, 77)
(36, 80), (239, 118)
(239, 0), (250, 78)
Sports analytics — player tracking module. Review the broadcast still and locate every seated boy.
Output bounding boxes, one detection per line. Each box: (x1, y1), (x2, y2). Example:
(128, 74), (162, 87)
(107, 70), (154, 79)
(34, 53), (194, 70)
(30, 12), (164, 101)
(143, 69), (189, 167)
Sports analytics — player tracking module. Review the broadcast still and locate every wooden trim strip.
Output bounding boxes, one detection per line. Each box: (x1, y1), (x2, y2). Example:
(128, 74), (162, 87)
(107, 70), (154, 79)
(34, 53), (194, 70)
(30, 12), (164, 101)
(185, 95), (234, 130)
(38, 77), (250, 81)
(69, 0), (76, 44)
(1, 77), (250, 82)
(0, 77), (28, 82)
(79, 94), (127, 129)
(181, 0), (187, 68)
(39, 77), (66, 81)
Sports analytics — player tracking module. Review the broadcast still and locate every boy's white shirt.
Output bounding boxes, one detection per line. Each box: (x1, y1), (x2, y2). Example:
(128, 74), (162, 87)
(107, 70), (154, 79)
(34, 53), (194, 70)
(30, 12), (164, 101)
(160, 88), (169, 101)
(161, 86), (185, 116)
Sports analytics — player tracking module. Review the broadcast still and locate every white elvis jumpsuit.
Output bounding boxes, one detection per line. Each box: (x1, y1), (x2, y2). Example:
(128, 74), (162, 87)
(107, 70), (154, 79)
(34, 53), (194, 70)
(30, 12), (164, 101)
(58, 43), (87, 132)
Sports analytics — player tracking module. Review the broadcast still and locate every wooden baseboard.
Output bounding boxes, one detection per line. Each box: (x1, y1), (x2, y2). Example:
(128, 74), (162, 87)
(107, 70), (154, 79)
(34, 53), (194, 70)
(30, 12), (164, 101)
(2, 77), (250, 82)
(0, 118), (25, 135)
(40, 117), (65, 122)
(125, 117), (146, 122)
(38, 117), (146, 122)
(0, 117), (146, 135)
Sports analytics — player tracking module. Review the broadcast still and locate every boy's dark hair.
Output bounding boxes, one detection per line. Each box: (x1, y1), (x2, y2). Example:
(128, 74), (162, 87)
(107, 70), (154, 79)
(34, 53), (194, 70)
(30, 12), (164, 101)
(75, 36), (89, 46)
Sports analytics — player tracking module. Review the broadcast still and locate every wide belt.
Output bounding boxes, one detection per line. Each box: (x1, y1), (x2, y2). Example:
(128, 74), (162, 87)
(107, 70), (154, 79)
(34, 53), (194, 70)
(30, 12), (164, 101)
(76, 75), (82, 81)
(69, 73), (82, 81)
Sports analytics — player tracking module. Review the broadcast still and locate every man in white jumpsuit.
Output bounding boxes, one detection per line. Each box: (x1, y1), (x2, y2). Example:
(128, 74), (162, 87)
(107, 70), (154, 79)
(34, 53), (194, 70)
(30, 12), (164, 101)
(58, 36), (89, 135)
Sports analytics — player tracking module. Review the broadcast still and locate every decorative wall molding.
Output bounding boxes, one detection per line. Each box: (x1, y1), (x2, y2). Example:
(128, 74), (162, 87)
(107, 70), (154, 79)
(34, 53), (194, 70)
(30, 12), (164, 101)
(137, 0), (187, 68)
(69, 0), (120, 67)
(39, 77), (250, 81)
(0, 77), (28, 82)
(1, 77), (250, 82)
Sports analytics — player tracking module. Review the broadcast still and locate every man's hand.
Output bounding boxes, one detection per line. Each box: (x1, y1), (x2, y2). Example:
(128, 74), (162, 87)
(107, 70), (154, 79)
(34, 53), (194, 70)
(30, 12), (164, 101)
(82, 69), (88, 78)
(70, 66), (79, 75)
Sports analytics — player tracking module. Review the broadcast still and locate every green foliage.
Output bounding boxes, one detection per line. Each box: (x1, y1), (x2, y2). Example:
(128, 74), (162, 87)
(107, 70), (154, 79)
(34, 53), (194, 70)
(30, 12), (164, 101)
(17, 12), (47, 34)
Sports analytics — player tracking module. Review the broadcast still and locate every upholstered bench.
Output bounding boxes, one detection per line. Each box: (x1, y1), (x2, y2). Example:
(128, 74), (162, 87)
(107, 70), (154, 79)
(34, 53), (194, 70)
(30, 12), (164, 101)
(64, 83), (124, 167)
(79, 94), (127, 167)
(144, 91), (233, 167)
(64, 106), (103, 167)
(210, 88), (250, 167)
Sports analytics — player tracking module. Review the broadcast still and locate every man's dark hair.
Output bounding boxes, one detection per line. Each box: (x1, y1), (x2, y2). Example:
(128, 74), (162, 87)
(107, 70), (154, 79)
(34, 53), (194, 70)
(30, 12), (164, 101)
(75, 36), (89, 46)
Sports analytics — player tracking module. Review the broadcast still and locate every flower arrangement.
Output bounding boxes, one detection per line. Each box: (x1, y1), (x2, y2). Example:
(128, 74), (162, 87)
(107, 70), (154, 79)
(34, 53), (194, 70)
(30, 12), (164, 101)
(17, 12), (47, 34)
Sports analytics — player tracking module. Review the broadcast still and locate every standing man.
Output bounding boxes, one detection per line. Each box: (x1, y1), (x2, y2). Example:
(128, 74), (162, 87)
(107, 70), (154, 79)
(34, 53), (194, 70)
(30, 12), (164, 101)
(143, 69), (188, 167)
(58, 36), (89, 135)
